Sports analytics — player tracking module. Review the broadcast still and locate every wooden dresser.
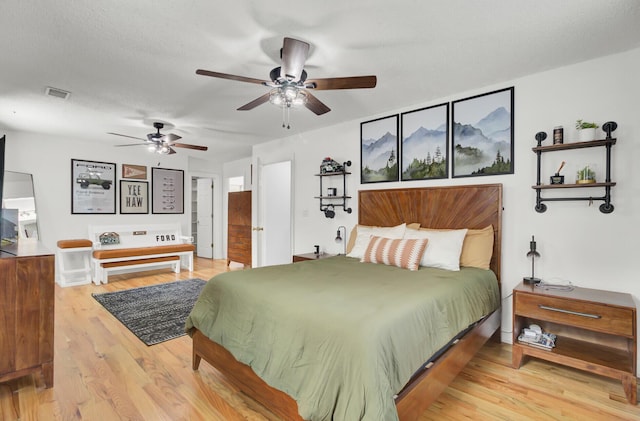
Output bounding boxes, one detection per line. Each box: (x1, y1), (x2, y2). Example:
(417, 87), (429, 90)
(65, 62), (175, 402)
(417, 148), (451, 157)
(512, 282), (637, 404)
(0, 240), (55, 388)
(227, 191), (252, 267)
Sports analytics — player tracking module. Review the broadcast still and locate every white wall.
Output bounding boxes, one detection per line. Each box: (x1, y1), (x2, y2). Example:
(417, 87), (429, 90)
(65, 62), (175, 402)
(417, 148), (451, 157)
(1, 130), (224, 253)
(253, 47), (640, 349)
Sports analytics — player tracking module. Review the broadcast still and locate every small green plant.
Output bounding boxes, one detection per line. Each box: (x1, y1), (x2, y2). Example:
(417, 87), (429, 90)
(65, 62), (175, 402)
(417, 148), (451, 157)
(575, 119), (599, 130)
(576, 165), (596, 181)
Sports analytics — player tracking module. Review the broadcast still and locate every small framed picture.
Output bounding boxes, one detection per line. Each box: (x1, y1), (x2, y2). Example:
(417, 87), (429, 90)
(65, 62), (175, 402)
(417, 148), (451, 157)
(452, 87), (514, 178)
(360, 114), (399, 183)
(71, 159), (116, 214)
(122, 164), (147, 179)
(151, 167), (184, 214)
(119, 180), (148, 214)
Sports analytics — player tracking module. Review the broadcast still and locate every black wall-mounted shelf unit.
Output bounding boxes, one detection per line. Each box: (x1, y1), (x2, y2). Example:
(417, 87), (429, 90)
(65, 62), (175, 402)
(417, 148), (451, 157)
(315, 160), (352, 218)
(532, 123), (617, 214)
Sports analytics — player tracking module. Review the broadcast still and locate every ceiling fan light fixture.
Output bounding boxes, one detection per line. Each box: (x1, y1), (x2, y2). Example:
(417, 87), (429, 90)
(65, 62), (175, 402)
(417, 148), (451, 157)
(269, 85), (307, 108)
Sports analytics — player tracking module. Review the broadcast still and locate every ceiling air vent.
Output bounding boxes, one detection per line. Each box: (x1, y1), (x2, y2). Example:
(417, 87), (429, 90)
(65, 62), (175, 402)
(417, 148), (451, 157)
(45, 86), (71, 100)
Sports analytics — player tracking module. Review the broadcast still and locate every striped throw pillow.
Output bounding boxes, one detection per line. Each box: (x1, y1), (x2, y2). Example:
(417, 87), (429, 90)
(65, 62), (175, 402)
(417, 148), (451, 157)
(361, 236), (429, 271)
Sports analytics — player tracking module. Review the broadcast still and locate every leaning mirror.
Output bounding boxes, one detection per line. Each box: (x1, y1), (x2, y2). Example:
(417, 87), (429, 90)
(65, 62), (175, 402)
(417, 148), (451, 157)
(2, 171), (38, 242)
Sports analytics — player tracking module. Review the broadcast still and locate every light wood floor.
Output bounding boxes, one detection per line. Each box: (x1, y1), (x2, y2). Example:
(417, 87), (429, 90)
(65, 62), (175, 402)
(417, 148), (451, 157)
(1, 257), (639, 420)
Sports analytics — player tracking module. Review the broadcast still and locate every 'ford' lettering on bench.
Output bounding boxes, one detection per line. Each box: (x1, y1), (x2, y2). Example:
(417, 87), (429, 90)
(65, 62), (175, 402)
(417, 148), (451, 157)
(156, 234), (176, 242)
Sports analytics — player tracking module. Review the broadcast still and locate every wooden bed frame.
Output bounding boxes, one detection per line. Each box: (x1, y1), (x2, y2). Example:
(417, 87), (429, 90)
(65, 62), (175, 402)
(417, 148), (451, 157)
(191, 183), (503, 420)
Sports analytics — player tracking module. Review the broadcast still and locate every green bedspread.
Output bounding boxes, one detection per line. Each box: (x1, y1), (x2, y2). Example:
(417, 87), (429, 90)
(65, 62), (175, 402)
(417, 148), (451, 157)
(185, 255), (499, 421)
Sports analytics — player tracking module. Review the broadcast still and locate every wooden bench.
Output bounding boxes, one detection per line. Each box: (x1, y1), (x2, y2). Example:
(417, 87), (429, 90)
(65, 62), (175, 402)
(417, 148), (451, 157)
(88, 223), (195, 285)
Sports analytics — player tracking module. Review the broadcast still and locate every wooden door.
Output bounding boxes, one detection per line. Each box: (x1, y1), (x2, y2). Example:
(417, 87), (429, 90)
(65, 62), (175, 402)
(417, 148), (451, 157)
(227, 191), (251, 267)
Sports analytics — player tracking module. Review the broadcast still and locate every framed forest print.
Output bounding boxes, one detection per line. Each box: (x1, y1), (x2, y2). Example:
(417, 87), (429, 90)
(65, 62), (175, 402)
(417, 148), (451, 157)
(360, 114), (399, 183)
(401, 103), (449, 181)
(71, 159), (116, 214)
(451, 87), (514, 178)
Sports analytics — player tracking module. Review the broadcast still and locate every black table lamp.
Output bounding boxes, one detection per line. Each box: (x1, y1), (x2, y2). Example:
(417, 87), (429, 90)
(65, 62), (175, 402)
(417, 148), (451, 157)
(523, 235), (541, 285)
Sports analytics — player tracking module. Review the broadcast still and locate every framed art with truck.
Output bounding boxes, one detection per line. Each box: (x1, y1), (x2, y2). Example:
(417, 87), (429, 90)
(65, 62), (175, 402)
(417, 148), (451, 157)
(71, 159), (116, 214)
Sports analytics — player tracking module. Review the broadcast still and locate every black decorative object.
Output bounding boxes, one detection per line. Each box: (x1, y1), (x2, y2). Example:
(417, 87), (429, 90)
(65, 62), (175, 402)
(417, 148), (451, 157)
(523, 236), (541, 285)
(550, 161), (565, 185)
(602, 121), (618, 140)
(335, 225), (346, 255)
(323, 205), (336, 218)
(535, 131), (547, 146)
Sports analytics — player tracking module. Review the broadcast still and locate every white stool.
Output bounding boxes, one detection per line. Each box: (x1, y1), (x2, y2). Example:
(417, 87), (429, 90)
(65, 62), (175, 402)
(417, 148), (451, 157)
(56, 239), (93, 287)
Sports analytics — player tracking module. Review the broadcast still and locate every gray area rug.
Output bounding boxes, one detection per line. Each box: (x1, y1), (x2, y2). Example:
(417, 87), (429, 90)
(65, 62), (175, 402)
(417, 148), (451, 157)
(92, 278), (206, 346)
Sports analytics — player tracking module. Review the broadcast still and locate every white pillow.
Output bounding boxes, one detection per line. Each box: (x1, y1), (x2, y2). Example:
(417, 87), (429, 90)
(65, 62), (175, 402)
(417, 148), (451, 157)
(347, 223), (406, 259)
(403, 228), (468, 271)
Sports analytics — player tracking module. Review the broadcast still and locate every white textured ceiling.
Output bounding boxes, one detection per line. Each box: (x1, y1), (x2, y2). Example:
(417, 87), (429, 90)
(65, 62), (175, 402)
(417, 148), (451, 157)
(1, 1), (639, 162)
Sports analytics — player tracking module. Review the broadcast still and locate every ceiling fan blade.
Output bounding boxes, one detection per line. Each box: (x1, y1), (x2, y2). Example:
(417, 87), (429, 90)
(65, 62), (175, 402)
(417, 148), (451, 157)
(114, 143), (148, 147)
(280, 37), (309, 81)
(107, 132), (146, 141)
(196, 69), (268, 85)
(237, 92), (271, 111)
(304, 91), (331, 115)
(305, 75), (377, 90)
(171, 143), (208, 151)
(165, 133), (182, 142)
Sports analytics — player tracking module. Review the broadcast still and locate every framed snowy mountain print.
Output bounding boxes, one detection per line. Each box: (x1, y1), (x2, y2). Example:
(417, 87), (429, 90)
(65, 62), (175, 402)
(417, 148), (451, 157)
(360, 114), (399, 183)
(452, 87), (514, 178)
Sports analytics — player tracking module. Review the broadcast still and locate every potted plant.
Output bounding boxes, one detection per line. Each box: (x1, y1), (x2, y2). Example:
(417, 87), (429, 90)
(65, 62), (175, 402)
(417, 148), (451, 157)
(575, 119), (599, 141)
(576, 164), (596, 184)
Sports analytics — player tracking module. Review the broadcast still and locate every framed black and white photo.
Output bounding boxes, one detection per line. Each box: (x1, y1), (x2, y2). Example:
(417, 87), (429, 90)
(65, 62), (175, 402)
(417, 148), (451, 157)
(71, 159), (116, 214)
(119, 180), (148, 214)
(451, 87), (514, 178)
(401, 103), (449, 181)
(360, 114), (399, 183)
(151, 167), (184, 214)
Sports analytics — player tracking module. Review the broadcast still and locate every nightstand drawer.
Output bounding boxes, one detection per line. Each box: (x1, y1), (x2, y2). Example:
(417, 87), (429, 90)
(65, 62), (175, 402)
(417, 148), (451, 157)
(515, 293), (634, 337)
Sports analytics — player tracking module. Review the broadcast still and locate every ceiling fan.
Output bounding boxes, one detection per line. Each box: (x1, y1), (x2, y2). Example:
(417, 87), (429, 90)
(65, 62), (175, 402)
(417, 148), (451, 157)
(108, 122), (208, 155)
(196, 37), (377, 128)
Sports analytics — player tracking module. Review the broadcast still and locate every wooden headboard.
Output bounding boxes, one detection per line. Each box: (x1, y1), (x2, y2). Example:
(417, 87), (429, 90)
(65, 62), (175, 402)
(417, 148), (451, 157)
(359, 184), (502, 283)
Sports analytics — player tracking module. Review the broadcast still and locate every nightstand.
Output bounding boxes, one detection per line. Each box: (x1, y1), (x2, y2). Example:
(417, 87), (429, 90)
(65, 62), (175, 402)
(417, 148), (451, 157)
(292, 252), (336, 263)
(512, 282), (637, 404)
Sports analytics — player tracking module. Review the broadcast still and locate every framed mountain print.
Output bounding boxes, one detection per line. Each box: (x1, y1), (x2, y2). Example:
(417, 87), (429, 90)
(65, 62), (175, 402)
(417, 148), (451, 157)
(360, 114), (399, 183)
(401, 103), (449, 181)
(451, 87), (514, 178)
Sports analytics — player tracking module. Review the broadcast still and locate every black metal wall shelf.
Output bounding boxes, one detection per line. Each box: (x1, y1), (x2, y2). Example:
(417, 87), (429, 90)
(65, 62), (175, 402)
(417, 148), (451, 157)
(532, 122), (617, 214)
(315, 160), (352, 218)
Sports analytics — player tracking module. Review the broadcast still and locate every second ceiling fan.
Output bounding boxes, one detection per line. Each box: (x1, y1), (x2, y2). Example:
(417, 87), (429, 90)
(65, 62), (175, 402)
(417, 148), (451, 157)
(196, 37), (377, 128)
(109, 122), (208, 155)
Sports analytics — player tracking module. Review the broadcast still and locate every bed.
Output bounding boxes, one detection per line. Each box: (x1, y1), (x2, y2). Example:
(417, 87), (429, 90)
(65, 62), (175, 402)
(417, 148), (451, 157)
(186, 183), (503, 420)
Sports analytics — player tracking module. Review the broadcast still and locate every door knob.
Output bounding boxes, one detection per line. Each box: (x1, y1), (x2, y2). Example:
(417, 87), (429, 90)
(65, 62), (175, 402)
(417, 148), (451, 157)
(252, 227), (264, 231)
